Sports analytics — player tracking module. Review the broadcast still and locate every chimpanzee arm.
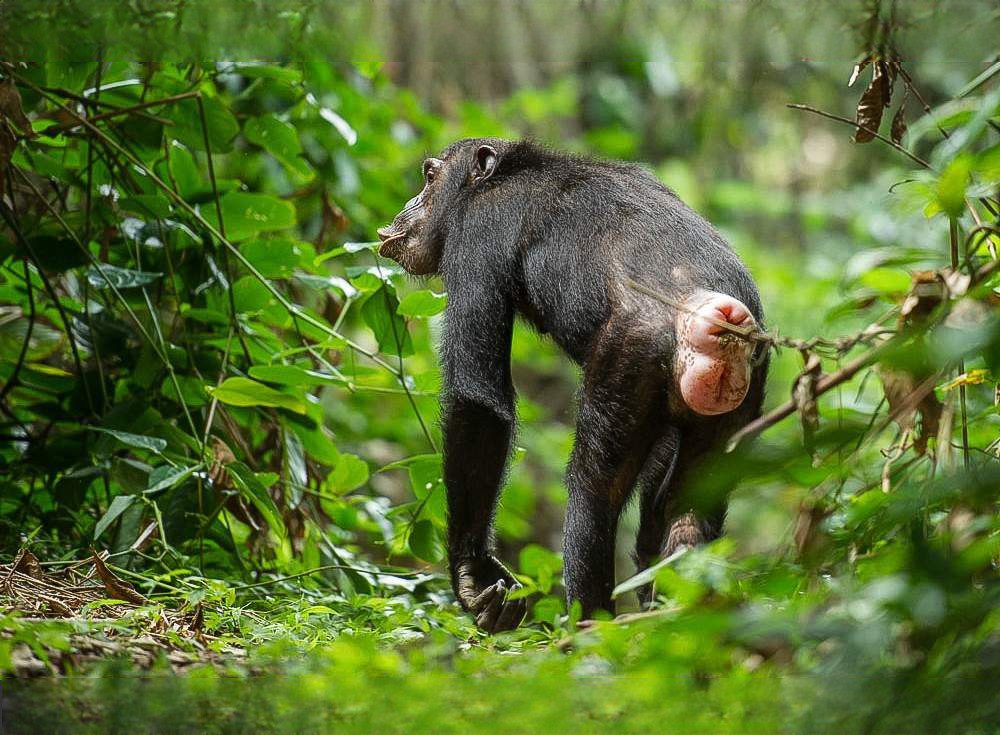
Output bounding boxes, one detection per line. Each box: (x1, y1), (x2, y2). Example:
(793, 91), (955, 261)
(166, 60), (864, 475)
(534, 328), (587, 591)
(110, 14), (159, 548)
(439, 277), (526, 631)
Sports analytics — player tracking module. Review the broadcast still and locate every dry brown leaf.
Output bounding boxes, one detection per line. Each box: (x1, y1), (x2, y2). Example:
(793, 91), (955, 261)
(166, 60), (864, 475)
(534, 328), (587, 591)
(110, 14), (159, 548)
(9, 547), (46, 581)
(848, 57), (872, 87)
(792, 353), (822, 452)
(0, 78), (34, 135)
(890, 100), (908, 144)
(794, 502), (831, 559)
(91, 550), (149, 605)
(208, 436), (236, 488)
(0, 124), (16, 197)
(854, 61), (889, 143)
(877, 368), (942, 455)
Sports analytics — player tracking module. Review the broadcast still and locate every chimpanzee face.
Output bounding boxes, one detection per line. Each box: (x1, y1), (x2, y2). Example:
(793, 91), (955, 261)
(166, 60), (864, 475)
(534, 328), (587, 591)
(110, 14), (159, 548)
(376, 142), (499, 275)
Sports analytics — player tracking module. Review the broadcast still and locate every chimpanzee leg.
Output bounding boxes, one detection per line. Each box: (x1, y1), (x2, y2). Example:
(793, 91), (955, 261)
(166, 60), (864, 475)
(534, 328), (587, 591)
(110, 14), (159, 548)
(634, 426), (681, 572)
(650, 421), (725, 558)
(649, 389), (766, 561)
(563, 323), (665, 618)
(634, 355), (768, 606)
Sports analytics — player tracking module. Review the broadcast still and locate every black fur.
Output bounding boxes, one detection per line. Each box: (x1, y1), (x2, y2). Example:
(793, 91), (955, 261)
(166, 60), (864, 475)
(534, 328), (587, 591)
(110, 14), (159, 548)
(380, 138), (769, 626)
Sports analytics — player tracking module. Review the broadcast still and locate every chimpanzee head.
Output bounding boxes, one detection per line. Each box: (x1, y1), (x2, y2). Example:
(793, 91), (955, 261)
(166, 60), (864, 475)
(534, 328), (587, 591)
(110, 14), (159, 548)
(376, 138), (503, 275)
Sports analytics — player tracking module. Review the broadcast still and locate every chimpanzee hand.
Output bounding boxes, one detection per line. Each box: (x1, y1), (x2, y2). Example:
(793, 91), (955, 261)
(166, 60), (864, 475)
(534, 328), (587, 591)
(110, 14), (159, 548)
(453, 555), (527, 633)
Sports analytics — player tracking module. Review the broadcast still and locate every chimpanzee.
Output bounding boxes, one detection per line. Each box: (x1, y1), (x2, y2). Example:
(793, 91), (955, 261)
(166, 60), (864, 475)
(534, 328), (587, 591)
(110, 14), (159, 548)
(377, 138), (768, 632)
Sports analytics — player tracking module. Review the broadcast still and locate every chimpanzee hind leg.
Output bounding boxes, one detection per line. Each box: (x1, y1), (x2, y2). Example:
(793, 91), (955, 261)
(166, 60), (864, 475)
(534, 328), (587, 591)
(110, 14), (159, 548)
(634, 426), (681, 574)
(658, 377), (767, 550)
(634, 356), (767, 606)
(563, 321), (667, 619)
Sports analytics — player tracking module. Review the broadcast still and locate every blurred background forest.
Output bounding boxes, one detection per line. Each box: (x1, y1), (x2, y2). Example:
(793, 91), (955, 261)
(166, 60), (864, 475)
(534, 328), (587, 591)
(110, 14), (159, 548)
(0, 1), (998, 733)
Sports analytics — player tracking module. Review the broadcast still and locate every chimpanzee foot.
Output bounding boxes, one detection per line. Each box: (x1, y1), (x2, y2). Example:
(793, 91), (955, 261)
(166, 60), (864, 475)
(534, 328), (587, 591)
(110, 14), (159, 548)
(661, 512), (705, 557)
(453, 555), (528, 633)
(675, 291), (757, 416)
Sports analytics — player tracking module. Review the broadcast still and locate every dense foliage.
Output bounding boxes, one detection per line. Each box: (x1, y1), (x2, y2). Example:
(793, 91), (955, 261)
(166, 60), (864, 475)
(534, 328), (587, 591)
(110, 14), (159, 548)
(1, 3), (998, 733)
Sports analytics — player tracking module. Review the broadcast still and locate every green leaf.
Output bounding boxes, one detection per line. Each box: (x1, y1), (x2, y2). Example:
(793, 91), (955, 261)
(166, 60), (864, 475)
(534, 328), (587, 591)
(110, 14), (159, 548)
(165, 95), (239, 153)
(518, 544), (563, 594)
(146, 464), (198, 495)
(232, 276), (276, 312)
(224, 63), (302, 83)
(241, 238), (304, 279)
(936, 155), (972, 219)
(120, 195), (173, 219)
(409, 519), (444, 563)
(859, 268), (912, 295)
(160, 375), (209, 408)
(326, 453), (369, 495)
(206, 192), (297, 241)
(86, 264), (162, 290)
(91, 428), (167, 455)
(244, 114), (313, 180)
(166, 141), (204, 199)
(208, 377), (305, 414)
(226, 461), (284, 535)
(94, 494), (139, 540)
(249, 365), (343, 387)
(397, 290), (448, 318)
(361, 287), (413, 357)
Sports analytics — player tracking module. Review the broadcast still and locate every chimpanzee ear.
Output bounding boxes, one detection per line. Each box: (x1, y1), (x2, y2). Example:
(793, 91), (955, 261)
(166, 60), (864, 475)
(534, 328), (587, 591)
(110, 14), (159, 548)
(473, 145), (498, 182)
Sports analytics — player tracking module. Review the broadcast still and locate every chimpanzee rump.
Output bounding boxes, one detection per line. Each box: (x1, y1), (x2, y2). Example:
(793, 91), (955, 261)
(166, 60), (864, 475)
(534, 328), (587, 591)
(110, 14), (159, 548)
(377, 138), (769, 632)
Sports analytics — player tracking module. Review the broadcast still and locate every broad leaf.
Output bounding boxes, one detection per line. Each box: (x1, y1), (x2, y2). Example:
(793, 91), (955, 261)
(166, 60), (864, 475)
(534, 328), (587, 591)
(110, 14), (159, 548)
(86, 264), (162, 290)
(91, 428), (167, 455)
(208, 377), (306, 413)
(226, 461), (284, 534)
(244, 114), (313, 180)
(146, 464), (198, 495)
(326, 453), (369, 495)
(397, 290), (447, 318)
(249, 365), (343, 387)
(206, 192), (297, 241)
(409, 519), (444, 563)
(94, 494), (139, 540)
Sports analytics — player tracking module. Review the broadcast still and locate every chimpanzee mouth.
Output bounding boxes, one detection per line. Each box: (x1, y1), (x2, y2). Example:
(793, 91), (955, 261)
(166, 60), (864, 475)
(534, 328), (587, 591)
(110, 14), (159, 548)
(376, 226), (409, 257)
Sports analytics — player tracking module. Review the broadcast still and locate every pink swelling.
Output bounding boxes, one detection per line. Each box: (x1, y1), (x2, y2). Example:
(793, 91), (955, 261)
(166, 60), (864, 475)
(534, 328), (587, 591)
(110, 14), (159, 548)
(675, 291), (756, 416)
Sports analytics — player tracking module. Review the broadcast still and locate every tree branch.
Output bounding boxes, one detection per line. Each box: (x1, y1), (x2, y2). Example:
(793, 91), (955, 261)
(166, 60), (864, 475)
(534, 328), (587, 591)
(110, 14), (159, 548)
(787, 103), (931, 169)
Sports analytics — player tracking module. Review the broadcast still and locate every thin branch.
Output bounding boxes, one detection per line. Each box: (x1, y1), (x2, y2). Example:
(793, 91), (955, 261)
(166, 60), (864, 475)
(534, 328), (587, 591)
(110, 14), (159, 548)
(230, 564), (427, 592)
(625, 277), (895, 356)
(12, 168), (199, 436)
(726, 338), (896, 451)
(0, 258), (35, 407)
(65, 91), (197, 129)
(950, 218), (971, 470)
(0, 200), (96, 415)
(16, 73), (400, 378)
(787, 103), (931, 169)
(195, 93), (252, 365)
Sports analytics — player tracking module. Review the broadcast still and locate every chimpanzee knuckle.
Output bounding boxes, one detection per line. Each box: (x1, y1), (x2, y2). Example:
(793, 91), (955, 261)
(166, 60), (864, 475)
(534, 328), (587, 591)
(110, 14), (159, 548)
(470, 581), (500, 611)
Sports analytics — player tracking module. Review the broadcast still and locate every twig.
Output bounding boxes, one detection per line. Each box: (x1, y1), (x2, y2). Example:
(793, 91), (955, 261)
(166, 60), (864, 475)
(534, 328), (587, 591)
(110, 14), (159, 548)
(625, 277), (761, 340)
(0, 258), (35, 407)
(726, 338), (896, 451)
(15, 73), (400, 378)
(625, 277), (895, 356)
(370, 251), (438, 453)
(196, 93), (252, 365)
(230, 564), (428, 592)
(62, 91), (197, 129)
(950, 218), (971, 470)
(0, 201), (96, 415)
(787, 103), (931, 169)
